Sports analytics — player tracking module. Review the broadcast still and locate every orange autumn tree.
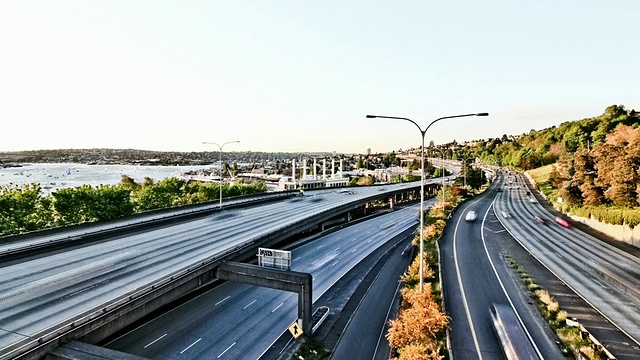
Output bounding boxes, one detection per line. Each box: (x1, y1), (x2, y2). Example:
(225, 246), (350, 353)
(401, 256), (435, 287)
(387, 286), (449, 359)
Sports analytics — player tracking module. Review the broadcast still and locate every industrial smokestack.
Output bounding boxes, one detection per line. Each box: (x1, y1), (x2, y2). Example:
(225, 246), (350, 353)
(292, 159), (296, 182)
(303, 159), (307, 179)
(332, 158), (335, 178)
(323, 159), (326, 180)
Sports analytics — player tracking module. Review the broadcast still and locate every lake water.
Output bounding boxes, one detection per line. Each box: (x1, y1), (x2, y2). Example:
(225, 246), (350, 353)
(0, 163), (213, 194)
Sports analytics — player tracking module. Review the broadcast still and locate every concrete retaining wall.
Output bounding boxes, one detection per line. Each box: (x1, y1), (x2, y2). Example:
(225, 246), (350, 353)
(568, 214), (640, 248)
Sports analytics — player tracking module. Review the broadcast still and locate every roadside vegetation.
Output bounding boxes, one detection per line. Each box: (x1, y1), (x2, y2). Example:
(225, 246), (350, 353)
(452, 105), (640, 230)
(0, 176), (267, 237)
(506, 256), (610, 360)
(387, 181), (485, 360)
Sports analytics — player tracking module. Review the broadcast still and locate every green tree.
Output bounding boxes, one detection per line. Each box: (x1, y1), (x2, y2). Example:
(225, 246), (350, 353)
(0, 184), (52, 235)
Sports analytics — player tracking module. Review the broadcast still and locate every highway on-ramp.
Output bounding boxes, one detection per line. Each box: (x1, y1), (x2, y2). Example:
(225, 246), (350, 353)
(105, 203), (423, 359)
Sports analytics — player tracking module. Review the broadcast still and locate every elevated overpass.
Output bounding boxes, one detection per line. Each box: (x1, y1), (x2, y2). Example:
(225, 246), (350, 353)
(0, 180), (451, 359)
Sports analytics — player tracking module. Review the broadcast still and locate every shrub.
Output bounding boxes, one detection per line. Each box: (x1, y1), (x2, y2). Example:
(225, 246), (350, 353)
(535, 290), (552, 305)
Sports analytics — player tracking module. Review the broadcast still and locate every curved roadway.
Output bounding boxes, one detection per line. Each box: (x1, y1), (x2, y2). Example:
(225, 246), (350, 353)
(105, 204), (422, 359)
(494, 172), (640, 350)
(442, 177), (563, 360)
(0, 183), (428, 358)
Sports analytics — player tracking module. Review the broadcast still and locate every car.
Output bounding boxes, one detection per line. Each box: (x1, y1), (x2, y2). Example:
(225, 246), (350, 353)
(534, 216), (547, 225)
(555, 216), (571, 228)
(529, 197), (537, 203)
(501, 210), (511, 218)
(465, 210), (477, 222)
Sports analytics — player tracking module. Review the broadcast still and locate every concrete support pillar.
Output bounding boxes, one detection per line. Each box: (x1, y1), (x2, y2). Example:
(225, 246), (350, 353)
(323, 159), (327, 180)
(389, 197), (394, 209)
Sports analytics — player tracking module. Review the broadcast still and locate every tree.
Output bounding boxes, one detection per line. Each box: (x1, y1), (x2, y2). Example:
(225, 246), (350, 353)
(0, 184), (51, 235)
(573, 148), (603, 205)
(387, 286), (448, 357)
(594, 124), (640, 206)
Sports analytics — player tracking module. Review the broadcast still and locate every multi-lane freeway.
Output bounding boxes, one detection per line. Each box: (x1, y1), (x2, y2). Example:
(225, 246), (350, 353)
(0, 182), (430, 359)
(495, 172), (640, 356)
(442, 178), (563, 360)
(104, 203), (423, 359)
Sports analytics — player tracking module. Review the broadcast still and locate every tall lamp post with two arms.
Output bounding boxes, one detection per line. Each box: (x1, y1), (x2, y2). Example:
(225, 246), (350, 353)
(366, 113), (488, 291)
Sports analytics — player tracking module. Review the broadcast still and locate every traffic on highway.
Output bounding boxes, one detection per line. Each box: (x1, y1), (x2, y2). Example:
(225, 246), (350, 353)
(494, 171), (640, 356)
(104, 203), (424, 359)
(0, 182), (429, 359)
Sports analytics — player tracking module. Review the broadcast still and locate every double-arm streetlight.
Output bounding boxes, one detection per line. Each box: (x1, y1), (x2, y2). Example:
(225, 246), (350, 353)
(202, 141), (240, 209)
(366, 113), (488, 291)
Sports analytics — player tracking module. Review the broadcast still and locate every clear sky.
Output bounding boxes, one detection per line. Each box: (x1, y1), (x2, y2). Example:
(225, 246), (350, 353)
(1, 1), (638, 154)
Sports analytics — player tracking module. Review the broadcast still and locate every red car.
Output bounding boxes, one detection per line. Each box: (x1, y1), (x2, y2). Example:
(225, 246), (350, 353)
(555, 216), (570, 228)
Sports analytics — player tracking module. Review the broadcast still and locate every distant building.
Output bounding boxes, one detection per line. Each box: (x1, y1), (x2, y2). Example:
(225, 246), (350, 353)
(278, 157), (349, 191)
(367, 148), (371, 155)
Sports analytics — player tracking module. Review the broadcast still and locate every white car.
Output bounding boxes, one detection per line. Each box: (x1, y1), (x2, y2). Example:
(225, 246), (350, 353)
(501, 210), (511, 218)
(529, 197), (537, 203)
(465, 210), (477, 222)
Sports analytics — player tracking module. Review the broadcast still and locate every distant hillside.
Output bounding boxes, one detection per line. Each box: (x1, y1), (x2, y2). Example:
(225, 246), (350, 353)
(0, 148), (335, 166)
(457, 104), (640, 219)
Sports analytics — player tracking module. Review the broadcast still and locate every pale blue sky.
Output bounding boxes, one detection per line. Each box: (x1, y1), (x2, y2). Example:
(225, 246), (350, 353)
(1, 1), (638, 153)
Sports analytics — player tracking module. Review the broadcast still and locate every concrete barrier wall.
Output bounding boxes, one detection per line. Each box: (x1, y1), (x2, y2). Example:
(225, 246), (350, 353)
(568, 214), (640, 248)
(524, 171), (639, 249)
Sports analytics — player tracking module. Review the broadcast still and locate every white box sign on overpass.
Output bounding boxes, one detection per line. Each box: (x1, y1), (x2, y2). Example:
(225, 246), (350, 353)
(258, 247), (291, 270)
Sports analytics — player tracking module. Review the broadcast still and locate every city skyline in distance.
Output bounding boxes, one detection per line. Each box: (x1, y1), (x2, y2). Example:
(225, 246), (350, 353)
(1, 1), (638, 154)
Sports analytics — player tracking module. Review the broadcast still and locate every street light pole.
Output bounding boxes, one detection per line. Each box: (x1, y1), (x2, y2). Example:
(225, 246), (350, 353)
(429, 147), (446, 211)
(366, 113), (488, 292)
(202, 141), (240, 209)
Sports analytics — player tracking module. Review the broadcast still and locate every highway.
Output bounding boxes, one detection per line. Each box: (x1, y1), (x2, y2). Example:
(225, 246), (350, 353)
(105, 203), (423, 359)
(441, 177), (563, 360)
(494, 172), (640, 351)
(0, 182), (427, 358)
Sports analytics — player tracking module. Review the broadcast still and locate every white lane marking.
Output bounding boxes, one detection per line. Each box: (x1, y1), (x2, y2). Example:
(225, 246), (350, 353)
(555, 252), (564, 259)
(144, 333), (167, 348)
(592, 278), (607, 288)
(334, 247), (341, 251)
(367, 239), (372, 243)
(243, 299), (257, 310)
(372, 271), (404, 360)
(351, 248), (358, 253)
(215, 296), (230, 306)
(179, 338), (201, 354)
(293, 257), (300, 262)
(331, 260), (339, 267)
(482, 201), (544, 360)
(453, 198), (485, 360)
(216, 342), (236, 358)
(272, 302), (284, 313)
